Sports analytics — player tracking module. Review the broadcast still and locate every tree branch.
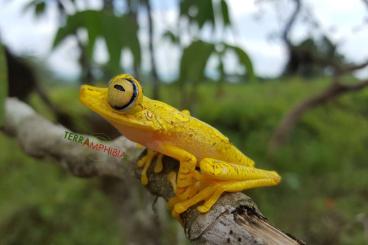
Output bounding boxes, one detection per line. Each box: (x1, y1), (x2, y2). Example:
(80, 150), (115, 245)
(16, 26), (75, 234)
(363, 0), (368, 9)
(282, 0), (302, 49)
(2, 98), (303, 244)
(269, 79), (368, 152)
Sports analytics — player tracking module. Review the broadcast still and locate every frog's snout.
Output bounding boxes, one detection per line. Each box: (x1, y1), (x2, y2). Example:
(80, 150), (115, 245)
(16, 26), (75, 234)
(80, 84), (108, 107)
(80, 85), (93, 106)
(80, 84), (98, 96)
(80, 85), (105, 97)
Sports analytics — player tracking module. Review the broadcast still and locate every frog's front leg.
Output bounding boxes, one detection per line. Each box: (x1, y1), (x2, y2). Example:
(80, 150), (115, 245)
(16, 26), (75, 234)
(137, 149), (164, 185)
(158, 144), (197, 196)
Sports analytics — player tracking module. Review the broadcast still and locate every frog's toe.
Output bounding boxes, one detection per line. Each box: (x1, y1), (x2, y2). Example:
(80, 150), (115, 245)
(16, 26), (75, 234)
(174, 185), (217, 214)
(167, 171), (177, 192)
(137, 155), (148, 168)
(154, 154), (164, 173)
(137, 150), (158, 185)
(140, 173), (148, 185)
(196, 189), (223, 213)
(177, 172), (197, 188)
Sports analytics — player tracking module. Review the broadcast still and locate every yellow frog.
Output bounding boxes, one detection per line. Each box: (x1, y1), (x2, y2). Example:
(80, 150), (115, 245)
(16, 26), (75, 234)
(80, 74), (281, 215)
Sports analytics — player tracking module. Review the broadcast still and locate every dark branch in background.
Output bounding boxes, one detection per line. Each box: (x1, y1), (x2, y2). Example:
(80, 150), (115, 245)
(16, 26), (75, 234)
(102, 0), (114, 11)
(269, 0), (368, 152)
(76, 35), (94, 84)
(4, 47), (75, 129)
(143, 0), (160, 99)
(363, 0), (368, 9)
(334, 59), (368, 75)
(126, 0), (140, 78)
(282, 0), (302, 49)
(2, 98), (303, 245)
(269, 59), (368, 152)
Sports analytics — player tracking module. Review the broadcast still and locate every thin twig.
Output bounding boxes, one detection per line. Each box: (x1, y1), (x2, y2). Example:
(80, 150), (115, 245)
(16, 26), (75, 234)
(269, 79), (368, 152)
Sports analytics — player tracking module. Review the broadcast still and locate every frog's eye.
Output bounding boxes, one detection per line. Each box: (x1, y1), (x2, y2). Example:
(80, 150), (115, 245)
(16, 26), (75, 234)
(108, 78), (139, 111)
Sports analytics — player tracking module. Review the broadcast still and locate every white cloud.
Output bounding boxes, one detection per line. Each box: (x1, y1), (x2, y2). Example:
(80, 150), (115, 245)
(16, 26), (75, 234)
(48, 37), (80, 79)
(227, 0), (257, 18)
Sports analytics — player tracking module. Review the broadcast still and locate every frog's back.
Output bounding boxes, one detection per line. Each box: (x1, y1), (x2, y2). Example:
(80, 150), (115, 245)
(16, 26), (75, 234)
(172, 116), (254, 166)
(145, 99), (253, 166)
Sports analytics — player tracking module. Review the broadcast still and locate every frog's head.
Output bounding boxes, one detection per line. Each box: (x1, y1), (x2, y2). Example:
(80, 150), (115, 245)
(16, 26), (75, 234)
(80, 74), (144, 126)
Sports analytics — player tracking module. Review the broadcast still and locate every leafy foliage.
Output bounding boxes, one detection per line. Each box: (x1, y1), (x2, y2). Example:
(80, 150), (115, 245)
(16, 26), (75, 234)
(174, 0), (253, 89)
(53, 10), (141, 74)
(0, 45), (8, 126)
(219, 0), (231, 27)
(23, 0), (47, 17)
(179, 0), (231, 29)
(177, 40), (254, 84)
(225, 44), (255, 81)
(178, 40), (215, 83)
(162, 30), (179, 45)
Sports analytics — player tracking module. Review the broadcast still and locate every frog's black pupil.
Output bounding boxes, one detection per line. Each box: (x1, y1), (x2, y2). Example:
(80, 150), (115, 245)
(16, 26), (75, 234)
(114, 84), (125, 91)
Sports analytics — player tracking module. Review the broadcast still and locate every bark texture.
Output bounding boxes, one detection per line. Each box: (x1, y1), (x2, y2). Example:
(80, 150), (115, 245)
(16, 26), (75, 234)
(2, 98), (303, 245)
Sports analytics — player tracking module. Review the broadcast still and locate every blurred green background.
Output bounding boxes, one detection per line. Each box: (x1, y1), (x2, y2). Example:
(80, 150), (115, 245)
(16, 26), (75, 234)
(1, 0), (368, 244)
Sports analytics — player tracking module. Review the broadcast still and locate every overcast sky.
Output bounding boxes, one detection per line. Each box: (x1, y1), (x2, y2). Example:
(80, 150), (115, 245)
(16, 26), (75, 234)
(0, 0), (367, 81)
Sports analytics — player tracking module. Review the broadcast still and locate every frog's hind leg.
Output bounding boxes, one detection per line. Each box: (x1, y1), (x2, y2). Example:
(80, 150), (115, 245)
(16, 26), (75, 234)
(196, 158), (281, 213)
(200, 158), (281, 182)
(173, 158), (281, 214)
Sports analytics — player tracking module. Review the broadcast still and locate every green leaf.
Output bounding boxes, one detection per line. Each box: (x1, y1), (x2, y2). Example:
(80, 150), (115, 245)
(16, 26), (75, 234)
(179, 0), (215, 29)
(162, 30), (179, 44)
(179, 40), (215, 83)
(196, 0), (215, 29)
(179, 0), (191, 17)
(23, 0), (47, 18)
(0, 44), (8, 126)
(225, 44), (255, 82)
(52, 10), (141, 73)
(35, 1), (46, 16)
(220, 0), (231, 27)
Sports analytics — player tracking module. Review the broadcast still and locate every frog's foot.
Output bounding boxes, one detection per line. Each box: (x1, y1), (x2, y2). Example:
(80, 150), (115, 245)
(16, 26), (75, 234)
(196, 178), (279, 213)
(168, 171), (204, 220)
(169, 183), (201, 220)
(173, 184), (218, 214)
(137, 149), (162, 185)
(169, 172), (202, 209)
(175, 170), (204, 199)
